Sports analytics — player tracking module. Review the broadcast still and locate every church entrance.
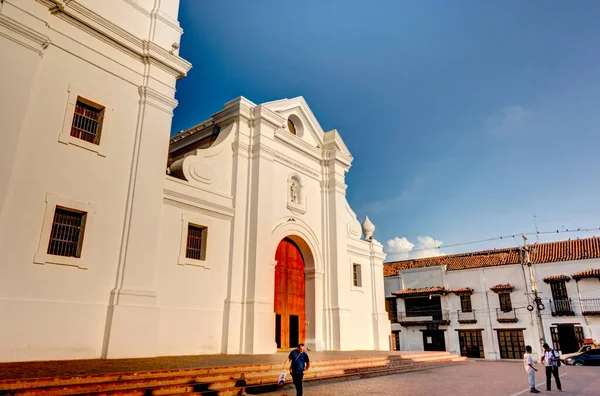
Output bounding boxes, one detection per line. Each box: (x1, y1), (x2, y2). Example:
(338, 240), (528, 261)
(274, 238), (306, 350)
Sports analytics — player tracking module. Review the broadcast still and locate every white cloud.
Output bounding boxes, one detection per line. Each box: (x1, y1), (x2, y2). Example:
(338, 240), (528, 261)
(484, 105), (531, 138)
(385, 235), (444, 261)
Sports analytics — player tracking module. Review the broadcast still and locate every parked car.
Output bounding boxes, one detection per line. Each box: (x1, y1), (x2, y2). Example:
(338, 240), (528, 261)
(561, 344), (597, 363)
(564, 348), (600, 366)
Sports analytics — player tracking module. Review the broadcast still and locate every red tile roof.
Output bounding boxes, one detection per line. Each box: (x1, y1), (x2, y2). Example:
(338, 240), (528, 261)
(391, 286), (447, 297)
(543, 275), (571, 283)
(572, 268), (600, 281)
(489, 284), (514, 292)
(451, 287), (474, 295)
(383, 237), (600, 277)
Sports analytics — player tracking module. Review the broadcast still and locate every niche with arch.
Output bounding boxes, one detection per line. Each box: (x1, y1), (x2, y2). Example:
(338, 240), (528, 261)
(287, 173), (306, 214)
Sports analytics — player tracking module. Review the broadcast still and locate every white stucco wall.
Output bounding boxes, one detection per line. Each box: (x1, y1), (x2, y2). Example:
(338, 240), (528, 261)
(0, 1), (390, 362)
(384, 256), (600, 360)
(0, 0), (189, 362)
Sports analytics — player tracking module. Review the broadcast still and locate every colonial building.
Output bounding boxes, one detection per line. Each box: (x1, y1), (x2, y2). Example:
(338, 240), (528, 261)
(383, 237), (600, 360)
(0, 0), (390, 362)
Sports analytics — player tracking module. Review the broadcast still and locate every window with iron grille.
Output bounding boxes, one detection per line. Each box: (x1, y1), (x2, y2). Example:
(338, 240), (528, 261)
(460, 294), (473, 313)
(499, 292), (513, 312)
(71, 97), (104, 145)
(353, 264), (362, 287)
(185, 224), (207, 260)
(550, 281), (569, 300)
(47, 207), (87, 257)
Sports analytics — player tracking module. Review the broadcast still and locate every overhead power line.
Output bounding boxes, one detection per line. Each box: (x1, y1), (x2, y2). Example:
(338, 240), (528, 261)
(398, 226), (600, 254)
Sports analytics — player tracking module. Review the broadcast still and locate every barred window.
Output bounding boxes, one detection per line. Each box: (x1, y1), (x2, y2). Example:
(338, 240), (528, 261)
(71, 97), (104, 144)
(353, 263), (362, 287)
(499, 292), (513, 312)
(186, 224), (207, 260)
(550, 281), (569, 300)
(47, 207), (87, 257)
(460, 294), (473, 313)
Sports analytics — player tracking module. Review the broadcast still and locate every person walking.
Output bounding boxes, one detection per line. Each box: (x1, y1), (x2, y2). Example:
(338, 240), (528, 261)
(541, 343), (562, 392)
(524, 345), (540, 393)
(285, 343), (310, 396)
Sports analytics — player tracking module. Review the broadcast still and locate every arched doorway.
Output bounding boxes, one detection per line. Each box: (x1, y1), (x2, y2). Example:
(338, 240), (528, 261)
(274, 238), (306, 350)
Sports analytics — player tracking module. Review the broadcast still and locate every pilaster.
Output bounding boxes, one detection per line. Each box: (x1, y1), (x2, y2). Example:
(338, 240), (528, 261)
(369, 239), (392, 350)
(321, 130), (353, 350)
(222, 98), (253, 354)
(243, 105), (285, 354)
(103, 85), (178, 358)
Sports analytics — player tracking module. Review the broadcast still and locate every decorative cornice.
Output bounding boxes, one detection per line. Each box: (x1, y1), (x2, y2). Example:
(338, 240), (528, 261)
(274, 129), (322, 161)
(253, 105), (285, 129)
(0, 13), (51, 56)
(163, 188), (234, 220)
(44, 0), (191, 78)
(152, 9), (183, 34)
(122, 0), (151, 17)
(139, 85), (178, 115)
(272, 151), (321, 179)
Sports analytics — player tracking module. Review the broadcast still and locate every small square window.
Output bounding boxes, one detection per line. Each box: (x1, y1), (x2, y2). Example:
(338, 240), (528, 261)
(186, 224), (207, 261)
(353, 263), (362, 287)
(70, 97), (104, 145)
(47, 207), (87, 257)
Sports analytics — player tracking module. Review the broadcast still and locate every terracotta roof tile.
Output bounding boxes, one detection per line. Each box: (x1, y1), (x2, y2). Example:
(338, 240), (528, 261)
(391, 286), (447, 297)
(451, 287), (474, 295)
(383, 237), (600, 277)
(543, 275), (571, 283)
(490, 284), (514, 292)
(571, 268), (600, 281)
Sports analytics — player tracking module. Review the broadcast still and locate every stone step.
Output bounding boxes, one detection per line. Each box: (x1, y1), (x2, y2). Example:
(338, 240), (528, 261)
(0, 353), (455, 392)
(88, 358), (467, 396)
(0, 353), (466, 395)
(179, 360), (467, 396)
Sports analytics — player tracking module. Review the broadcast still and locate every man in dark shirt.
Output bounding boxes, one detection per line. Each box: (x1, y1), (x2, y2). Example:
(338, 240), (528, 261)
(285, 343), (310, 396)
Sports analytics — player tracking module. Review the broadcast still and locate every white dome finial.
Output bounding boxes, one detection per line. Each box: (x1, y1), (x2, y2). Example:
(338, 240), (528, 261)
(362, 216), (375, 240)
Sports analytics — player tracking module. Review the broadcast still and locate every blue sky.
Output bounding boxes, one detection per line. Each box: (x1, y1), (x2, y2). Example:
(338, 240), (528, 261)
(172, 0), (600, 261)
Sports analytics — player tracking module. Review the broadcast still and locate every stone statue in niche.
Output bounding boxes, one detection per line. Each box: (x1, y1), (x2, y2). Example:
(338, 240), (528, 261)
(290, 181), (299, 203)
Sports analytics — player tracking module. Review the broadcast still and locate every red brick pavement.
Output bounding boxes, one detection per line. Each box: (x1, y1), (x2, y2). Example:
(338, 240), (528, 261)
(276, 361), (600, 396)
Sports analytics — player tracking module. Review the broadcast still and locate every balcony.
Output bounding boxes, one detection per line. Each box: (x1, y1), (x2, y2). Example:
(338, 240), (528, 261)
(457, 310), (477, 324)
(398, 310), (450, 326)
(496, 308), (518, 323)
(550, 299), (575, 316)
(580, 298), (600, 315)
(387, 310), (398, 323)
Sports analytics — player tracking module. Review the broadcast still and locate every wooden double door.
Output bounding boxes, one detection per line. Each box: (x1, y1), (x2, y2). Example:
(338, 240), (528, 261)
(274, 238), (306, 350)
(458, 330), (485, 358)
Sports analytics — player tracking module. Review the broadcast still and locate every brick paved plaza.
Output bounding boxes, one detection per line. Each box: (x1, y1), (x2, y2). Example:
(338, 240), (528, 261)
(278, 361), (600, 396)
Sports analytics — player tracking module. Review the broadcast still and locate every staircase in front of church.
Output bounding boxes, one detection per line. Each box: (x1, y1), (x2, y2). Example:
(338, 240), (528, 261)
(0, 352), (466, 395)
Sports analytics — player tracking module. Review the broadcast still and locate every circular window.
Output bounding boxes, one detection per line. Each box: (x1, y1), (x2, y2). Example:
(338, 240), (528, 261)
(287, 119), (297, 135)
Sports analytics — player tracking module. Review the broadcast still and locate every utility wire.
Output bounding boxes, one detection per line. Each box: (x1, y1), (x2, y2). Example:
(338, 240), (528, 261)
(399, 226), (600, 254)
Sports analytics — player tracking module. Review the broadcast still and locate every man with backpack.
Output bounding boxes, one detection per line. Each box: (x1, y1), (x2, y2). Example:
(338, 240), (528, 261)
(541, 343), (562, 392)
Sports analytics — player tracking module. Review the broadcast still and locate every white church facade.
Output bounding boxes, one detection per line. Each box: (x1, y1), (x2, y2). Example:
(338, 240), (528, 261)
(0, 0), (390, 362)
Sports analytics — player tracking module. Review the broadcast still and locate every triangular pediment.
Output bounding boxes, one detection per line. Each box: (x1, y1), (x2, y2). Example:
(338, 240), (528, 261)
(262, 96), (325, 147)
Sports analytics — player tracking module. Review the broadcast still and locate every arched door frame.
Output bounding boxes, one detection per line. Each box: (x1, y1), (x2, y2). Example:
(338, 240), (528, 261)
(271, 219), (325, 351)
